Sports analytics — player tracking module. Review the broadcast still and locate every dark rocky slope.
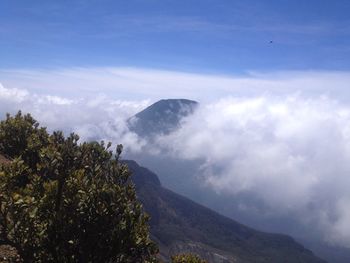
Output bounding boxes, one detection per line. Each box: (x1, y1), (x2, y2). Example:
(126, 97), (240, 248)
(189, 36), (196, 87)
(126, 160), (327, 263)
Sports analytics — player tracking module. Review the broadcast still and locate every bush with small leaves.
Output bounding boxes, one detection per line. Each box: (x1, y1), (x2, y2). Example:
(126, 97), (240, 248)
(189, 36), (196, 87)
(171, 253), (207, 263)
(0, 112), (158, 263)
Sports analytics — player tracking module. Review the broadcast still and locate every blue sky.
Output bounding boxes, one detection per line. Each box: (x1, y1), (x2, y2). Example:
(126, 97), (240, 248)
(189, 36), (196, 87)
(1, 0), (350, 73)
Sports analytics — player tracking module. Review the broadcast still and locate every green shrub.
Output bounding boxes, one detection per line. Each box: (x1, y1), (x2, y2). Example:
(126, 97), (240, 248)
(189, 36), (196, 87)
(171, 253), (207, 263)
(0, 112), (158, 262)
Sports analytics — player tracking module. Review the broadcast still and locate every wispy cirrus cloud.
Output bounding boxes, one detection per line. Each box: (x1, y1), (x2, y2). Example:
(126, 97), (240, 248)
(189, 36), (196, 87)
(1, 67), (350, 102)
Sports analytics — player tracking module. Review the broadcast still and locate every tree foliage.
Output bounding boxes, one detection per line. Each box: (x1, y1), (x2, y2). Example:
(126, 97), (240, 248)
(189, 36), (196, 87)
(171, 253), (207, 263)
(0, 111), (158, 262)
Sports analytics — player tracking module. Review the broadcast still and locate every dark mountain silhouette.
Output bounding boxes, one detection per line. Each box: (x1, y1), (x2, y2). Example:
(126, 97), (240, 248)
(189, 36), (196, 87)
(128, 99), (198, 137)
(126, 160), (327, 263)
(0, 152), (326, 262)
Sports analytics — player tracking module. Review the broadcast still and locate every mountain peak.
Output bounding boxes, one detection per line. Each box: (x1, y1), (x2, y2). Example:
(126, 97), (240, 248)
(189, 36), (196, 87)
(128, 99), (198, 137)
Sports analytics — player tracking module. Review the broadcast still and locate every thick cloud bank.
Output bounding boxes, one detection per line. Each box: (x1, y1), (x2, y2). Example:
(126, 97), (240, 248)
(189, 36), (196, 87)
(2, 77), (350, 247)
(158, 96), (350, 247)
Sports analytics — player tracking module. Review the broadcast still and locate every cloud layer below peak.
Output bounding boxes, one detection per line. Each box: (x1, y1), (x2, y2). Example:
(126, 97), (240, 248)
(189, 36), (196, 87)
(156, 95), (350, 247)
(2, 67), (350, 247)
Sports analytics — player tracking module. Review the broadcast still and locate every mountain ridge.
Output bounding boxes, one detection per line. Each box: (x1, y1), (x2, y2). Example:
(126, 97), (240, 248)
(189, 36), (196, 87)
(0, 154), (327, 262)
(126, 160), (327, 263)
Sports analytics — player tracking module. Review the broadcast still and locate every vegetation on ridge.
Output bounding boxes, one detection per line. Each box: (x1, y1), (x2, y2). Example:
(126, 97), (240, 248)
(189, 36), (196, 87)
(0, 111), (158, 262)
(171, 253), (207, 263)
(0, 111), (323, 263)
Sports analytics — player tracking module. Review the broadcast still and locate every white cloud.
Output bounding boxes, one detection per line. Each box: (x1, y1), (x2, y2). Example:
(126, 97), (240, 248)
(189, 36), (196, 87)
(2, 67), (350, 247)
(150, 95), (350, 247)
(1, 67), (350, 102)
(0, 82), (29, 103)
(0, 83), (149, 154)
